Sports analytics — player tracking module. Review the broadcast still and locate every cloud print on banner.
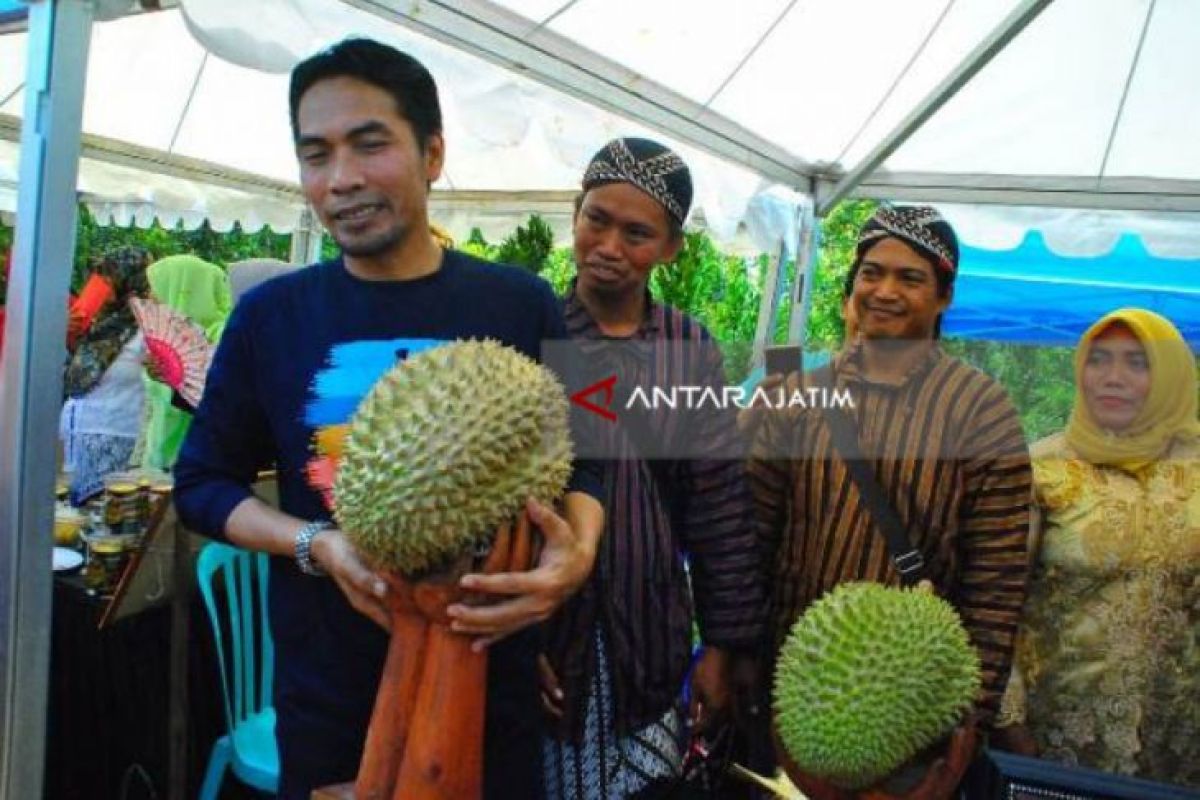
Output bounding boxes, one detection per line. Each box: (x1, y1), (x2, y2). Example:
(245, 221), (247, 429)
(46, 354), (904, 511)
(303, 337), (445, 511)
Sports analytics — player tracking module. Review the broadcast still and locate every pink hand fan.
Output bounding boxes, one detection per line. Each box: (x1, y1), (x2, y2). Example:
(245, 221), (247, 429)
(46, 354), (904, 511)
(130, 298), (214, 408)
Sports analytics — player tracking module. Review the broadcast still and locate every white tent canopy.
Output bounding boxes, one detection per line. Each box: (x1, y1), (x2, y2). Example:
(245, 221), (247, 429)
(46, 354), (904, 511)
(0, 1), (800, 251)
(462, 0), (1200, 210)
(3, 0), (1199, 249)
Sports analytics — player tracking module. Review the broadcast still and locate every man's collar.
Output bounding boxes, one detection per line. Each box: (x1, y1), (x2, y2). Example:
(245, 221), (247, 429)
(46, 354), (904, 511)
(565, 278), (662, 337)
(835, 337), (943, 387)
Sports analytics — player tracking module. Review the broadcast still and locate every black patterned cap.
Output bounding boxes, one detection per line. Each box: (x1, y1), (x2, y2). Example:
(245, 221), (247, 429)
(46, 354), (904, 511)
(582, 137), (693, 225)
(857, 205), (959, 276)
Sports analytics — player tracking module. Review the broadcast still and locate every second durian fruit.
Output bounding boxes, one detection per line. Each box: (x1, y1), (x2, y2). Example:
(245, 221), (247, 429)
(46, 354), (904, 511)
(772, 582), (981, 790)
(334, 339), (574, 577)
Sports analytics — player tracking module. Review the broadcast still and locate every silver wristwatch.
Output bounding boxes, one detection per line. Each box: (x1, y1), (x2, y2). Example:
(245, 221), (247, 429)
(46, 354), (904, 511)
(295, 519), (333, 577)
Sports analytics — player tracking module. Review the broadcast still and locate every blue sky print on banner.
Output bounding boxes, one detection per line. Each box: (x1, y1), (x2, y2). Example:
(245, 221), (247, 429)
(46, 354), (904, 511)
(306, 337), (445, 427)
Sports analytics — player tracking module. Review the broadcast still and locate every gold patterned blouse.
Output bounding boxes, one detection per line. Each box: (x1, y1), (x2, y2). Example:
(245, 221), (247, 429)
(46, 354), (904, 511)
(1000, 432), (1200, 787)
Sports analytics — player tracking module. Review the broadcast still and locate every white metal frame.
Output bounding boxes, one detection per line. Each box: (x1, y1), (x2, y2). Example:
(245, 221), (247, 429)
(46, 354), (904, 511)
(0, 3), (94, 798)
(786, 202), (819, 345)
(842, 171), (1200, 213)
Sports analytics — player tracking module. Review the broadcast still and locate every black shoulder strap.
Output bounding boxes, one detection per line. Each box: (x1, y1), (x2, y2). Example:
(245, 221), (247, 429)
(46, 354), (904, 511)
(816, 368), (928, 586)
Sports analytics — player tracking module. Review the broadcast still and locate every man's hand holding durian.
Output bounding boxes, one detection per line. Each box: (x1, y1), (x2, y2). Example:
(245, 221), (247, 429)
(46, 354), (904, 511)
(448, 493), (602, 650)
(309, 526), (391, 630)
(300, 492), (602, 647)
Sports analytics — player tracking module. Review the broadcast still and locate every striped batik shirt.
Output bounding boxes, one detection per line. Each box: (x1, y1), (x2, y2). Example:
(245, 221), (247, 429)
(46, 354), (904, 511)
(543, 285), (766, 742)
(747, 342), (1032, 723)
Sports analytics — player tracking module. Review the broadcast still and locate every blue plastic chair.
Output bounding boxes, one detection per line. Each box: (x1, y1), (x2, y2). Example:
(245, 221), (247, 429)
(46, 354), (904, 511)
(196, 542), (279, 799)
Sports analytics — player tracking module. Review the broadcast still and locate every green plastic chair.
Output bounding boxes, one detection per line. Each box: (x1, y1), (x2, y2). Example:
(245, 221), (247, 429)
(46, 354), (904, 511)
(196, 542), (278, 799)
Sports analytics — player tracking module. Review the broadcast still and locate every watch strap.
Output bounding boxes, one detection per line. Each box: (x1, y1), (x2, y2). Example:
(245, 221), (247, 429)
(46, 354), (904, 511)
(295, 519), (333, 576)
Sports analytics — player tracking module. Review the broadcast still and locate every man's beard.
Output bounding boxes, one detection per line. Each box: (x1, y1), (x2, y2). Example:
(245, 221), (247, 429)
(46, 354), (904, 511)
(861, 330), (932, 351)
(335, 223), (406, 258)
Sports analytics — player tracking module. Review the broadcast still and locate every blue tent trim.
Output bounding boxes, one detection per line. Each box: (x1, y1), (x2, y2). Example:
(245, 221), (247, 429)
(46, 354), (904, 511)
(0, 1), (25, 22)
(944, 231), (1200, 348)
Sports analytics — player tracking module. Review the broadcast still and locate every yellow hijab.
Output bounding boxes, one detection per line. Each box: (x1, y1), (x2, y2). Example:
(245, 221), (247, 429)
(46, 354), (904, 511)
(1065, 308), (1199, 473)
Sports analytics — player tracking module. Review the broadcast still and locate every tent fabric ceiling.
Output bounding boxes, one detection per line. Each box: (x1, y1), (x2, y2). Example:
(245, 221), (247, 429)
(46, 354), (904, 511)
(0, 1), (795, 248)
(481, 0), (1200, 183)
(0, 136), (305, 232)
(3, 0), (1200, 237)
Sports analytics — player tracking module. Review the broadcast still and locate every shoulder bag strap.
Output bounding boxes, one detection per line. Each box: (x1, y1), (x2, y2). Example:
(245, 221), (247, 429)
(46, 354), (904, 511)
(816, 367), (928, 586)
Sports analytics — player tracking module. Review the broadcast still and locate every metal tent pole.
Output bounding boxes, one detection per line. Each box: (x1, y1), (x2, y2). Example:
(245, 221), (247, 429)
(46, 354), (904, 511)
(786, 202), (818, 345)
(750, 241), (786, 371)
(0, 2), (95, 799)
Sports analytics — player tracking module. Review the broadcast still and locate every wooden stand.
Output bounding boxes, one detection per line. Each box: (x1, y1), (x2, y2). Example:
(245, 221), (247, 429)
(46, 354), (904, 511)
(352, 578), (489, 800)
(349, 515), (534, 800)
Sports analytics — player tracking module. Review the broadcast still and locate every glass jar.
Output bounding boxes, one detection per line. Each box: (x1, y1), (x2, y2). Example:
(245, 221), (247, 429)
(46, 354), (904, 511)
(104, 476), (140, 533)
(53, 504), (86, 548)
(83, 531), (129, 595)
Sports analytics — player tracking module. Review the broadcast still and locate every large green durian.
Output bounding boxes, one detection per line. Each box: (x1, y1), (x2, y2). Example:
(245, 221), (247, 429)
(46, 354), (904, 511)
(772, 582), (981, 790)
(334, 339), (574, 577)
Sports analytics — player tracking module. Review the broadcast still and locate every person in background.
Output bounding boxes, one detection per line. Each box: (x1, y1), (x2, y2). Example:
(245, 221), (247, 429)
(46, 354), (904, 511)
(2, 247), (123, 359)
(59, 246), (153, 504)
(994, 308), (1199, 788)
(138, 254), (231, 470)
(151, 258), (299, 418)
(226, 257), (298, 305)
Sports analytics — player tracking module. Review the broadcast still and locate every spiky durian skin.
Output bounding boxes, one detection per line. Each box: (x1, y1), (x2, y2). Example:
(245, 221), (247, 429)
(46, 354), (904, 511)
(772, 582), (981, 790)
(334, 339), (574, 576)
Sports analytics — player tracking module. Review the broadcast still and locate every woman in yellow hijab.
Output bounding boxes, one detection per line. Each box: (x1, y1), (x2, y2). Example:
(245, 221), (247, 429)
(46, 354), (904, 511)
(995, 308), (1199, 787)
(139, 254), (232, 470)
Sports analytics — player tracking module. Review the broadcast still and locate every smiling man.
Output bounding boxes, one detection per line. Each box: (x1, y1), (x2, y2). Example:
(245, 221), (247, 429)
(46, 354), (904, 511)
(539, 138), (765, 799)
(171, 38), (603, 799)
(748, 206), (1033, 774)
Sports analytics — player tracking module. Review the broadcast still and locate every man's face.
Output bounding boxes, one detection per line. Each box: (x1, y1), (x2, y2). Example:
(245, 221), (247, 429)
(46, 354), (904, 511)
(850, 236), (950, 343)
(295, 76), (444, 260)
(573, 183), (681, 299)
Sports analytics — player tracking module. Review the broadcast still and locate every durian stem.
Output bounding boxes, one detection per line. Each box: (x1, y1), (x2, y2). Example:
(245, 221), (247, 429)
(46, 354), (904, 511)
(392, 623), (487, 800)
(355, 610), (431, 800)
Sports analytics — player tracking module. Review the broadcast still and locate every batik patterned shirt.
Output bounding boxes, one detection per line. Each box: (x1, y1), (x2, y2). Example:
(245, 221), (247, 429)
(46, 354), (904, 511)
(544, 286), (766, 740)
(748, 343), (1032, 723)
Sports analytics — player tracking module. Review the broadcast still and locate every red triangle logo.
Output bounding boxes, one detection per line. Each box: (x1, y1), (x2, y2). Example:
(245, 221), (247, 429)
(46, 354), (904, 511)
(570, 374), (618, 422)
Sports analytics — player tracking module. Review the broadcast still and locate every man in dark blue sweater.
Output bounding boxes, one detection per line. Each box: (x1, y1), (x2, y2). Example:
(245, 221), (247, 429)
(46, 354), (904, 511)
(172, 38), (604, 799)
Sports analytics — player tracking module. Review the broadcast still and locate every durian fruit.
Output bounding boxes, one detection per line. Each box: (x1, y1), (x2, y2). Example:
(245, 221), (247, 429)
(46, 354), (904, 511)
(334, 339), (574, 577)
(772, 582), (980, 790)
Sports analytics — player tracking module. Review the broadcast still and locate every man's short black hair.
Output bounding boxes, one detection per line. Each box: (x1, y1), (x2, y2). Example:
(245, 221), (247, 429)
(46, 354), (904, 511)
(288, 38), (442, 150)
